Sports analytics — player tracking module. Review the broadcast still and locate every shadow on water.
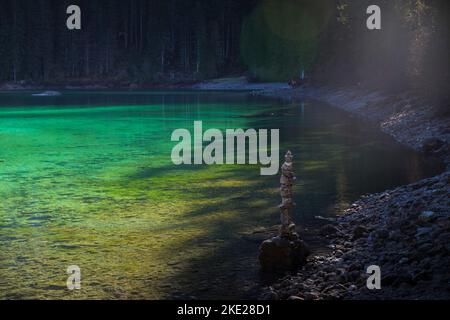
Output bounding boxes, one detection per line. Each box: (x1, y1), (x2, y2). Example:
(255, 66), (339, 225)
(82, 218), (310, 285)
(110, 160), (278, 299)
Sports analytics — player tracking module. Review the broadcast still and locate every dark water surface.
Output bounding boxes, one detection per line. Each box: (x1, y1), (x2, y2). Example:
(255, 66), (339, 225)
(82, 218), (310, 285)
(0, 90), (442, 299)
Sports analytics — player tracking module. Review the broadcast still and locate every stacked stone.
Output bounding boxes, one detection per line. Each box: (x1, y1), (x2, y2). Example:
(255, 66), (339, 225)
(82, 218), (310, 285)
(279, 150), (296, 237)
(258, 151), (310, 273)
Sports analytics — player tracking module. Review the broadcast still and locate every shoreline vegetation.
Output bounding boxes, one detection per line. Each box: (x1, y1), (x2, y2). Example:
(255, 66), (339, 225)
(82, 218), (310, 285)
(1, 77), (449, 300)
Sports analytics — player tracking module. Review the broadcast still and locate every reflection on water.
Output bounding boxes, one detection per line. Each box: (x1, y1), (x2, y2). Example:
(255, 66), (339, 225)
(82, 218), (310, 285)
(0, 91), (442, 299)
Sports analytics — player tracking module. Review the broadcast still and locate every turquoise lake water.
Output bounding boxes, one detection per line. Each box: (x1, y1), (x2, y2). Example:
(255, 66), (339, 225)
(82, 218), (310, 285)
(0, 90), (442, 299)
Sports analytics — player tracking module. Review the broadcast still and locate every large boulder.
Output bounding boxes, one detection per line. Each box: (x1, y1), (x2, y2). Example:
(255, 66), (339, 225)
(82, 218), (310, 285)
(258, 233), (310, 272)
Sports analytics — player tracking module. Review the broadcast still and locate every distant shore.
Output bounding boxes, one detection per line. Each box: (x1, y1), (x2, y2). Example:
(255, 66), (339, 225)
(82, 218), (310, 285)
(0, 79), (199, 91)
(0, 76), (293, 92)
(0, 76), (290, 92)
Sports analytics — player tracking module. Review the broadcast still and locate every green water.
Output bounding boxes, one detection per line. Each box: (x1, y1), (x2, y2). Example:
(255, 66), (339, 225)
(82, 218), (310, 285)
(0, 90), (442, 299)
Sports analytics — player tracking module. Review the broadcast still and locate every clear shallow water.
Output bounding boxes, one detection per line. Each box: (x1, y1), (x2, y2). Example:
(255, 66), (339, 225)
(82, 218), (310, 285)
(0, 90), (442, 299)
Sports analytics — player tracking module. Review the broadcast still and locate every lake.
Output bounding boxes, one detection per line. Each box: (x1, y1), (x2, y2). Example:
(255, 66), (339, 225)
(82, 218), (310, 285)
(0, 90), (442, 299)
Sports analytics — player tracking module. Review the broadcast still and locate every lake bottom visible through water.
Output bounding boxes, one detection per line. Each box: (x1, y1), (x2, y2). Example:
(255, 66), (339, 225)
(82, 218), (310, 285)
(0, 90), (443, 299)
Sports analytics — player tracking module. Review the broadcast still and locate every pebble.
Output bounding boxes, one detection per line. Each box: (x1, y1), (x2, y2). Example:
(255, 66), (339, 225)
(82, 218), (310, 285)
(418, 211), (436, 222)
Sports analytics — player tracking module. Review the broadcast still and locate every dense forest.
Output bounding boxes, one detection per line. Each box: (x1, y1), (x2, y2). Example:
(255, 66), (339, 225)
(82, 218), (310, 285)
(0, 0), (448, 97)
(0, 0), (256, 82)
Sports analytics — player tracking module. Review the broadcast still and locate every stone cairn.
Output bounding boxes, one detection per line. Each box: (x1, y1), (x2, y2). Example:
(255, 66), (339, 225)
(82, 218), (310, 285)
(258, 151), (310, 272)
(279, 150), (297, 237)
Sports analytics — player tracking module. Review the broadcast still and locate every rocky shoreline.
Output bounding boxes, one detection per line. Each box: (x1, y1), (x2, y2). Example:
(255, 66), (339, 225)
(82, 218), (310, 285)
(259, 86), (450, 167)
(261, 171), (450, 300)
(257, 85), (450, 300)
